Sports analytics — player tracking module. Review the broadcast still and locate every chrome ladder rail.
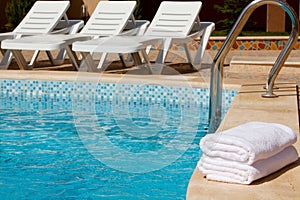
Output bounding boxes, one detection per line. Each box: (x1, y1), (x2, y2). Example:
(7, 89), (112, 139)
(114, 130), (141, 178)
(208, 0), (299, 132)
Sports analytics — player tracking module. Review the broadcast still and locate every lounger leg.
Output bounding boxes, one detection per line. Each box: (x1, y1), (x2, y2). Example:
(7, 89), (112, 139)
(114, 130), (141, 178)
(194, 42), (204, 66)
(80, 52), (97, 72)
(0, 49), (5, 56)
(11, 50), (31, 70)
(119, 53), (133, 67)
(65, 46), (80, 70)
(184, 43), (193, 68)
(28, 50), (40, 68)
(131, 52), (142, 66)
(55, 48), (67, 63)
(145, 45), (151, 56)
(97, 52), (108, 70)
(0, 50), (13, 69)
(0, 34), (24, 69)
(44, 50), (65, 66)
(46, 51), (56, 65)
(138, 45), (151, 64)
(141, 49), (152, 74)
(119, 53), (127, 67)
(156, 38), (172, 64)
(121, 53), (136, 67)
(194, 24), (215, 66)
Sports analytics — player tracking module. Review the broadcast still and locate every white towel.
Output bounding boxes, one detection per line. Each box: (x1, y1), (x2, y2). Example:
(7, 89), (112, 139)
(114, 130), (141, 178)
(200, 122), (297, 164)
(198, 146), (299, 184)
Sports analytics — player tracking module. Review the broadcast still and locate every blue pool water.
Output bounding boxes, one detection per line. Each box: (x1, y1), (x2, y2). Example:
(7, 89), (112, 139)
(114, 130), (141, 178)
(0, 80), (237, 199)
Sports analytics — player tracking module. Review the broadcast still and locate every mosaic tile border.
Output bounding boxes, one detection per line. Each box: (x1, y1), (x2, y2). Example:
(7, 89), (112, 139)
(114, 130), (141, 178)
(207, 36), (300, 51)
(155, 36), (300, 52)
(0, 79), (237, 110)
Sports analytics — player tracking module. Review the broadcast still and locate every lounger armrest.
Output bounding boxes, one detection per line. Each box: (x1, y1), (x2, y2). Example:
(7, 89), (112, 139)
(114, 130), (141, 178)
(121, 20), (150, 36)
(177, 21), (215, 43)
(191, 22), (215, 40)
(52, 20), (85, 34)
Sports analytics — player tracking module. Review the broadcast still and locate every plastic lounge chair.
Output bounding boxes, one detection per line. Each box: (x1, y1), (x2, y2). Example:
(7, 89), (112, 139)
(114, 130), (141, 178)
(72, 1), (214, 73)
(33, 19), (85, 67)
(0, 1), (73, 69)
(192, 22), (215, 66)
(72, 19), (150, 71)
(73, 21), (215, 72)
(1, 1), (140, 71)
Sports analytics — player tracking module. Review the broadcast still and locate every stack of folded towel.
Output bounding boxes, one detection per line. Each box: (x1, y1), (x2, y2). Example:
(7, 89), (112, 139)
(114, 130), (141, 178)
(198, 122), (299, 184)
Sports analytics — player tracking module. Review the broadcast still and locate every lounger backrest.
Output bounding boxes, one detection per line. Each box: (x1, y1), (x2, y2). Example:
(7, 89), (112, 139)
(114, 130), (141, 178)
(80, 1), (136, 36)
(13, 1), (70, 35)
(145, 1), (202, 37)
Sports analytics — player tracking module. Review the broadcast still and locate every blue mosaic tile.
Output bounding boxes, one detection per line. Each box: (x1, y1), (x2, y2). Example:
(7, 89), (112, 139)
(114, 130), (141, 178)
(0, 79), (237, 113)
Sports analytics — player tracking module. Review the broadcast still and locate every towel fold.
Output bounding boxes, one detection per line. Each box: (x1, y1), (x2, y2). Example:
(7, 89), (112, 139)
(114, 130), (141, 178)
(198, 146), (299, 184)
(200, 122), (297, 164)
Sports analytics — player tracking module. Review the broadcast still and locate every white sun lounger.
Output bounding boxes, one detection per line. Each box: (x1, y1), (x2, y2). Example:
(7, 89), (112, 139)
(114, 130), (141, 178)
(1, 1), (142, 71)
(72, 1), (214, 73)
(0, 1), (73, 69)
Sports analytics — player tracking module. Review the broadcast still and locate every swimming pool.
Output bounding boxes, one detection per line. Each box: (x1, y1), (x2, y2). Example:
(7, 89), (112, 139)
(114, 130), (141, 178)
(0, 79), (237, 199)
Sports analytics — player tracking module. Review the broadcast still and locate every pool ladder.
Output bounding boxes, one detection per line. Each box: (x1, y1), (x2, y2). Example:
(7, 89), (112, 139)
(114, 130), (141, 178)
(208, 0), (299, 132)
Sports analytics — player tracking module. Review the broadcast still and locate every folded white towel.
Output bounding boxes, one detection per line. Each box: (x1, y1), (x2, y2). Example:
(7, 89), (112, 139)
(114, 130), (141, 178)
(200, 122), (297, 164)
(198, 146), (299, 184)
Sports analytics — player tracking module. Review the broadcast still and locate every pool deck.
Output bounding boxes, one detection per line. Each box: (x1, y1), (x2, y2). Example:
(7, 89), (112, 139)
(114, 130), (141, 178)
(185, 50), (300, 200)
(187, 83), (300, 200)
(0, 49), (300, 199)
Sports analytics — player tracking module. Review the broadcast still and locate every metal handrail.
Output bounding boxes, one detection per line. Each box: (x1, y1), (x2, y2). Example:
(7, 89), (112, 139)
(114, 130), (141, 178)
(296, 85), (300, 132)
(208, 0), (299, 132)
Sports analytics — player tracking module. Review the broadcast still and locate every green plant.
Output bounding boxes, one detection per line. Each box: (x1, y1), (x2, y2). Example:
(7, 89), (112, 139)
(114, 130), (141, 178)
(133, 0), (142, 20)
(5, 0), (36, 31)
(214, 0), (254, 33)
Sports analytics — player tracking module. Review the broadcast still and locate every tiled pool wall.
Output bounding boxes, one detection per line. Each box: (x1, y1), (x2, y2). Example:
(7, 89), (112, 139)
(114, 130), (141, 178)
(0, 79), (237, 112)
